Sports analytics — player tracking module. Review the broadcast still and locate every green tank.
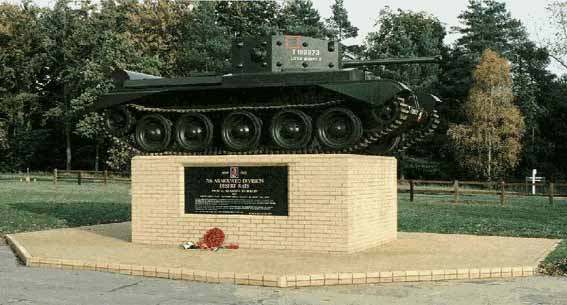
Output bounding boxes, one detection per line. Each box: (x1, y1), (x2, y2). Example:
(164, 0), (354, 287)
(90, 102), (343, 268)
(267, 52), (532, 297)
(95, 34), (441, 155)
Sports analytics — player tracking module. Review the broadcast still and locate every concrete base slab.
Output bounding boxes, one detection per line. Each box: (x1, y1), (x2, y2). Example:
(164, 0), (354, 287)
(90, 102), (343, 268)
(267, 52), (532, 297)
(6, 222), (560, 287)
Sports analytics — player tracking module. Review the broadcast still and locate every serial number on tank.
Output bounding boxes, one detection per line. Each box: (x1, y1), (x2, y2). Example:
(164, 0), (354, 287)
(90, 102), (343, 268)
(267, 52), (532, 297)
(184, 165), (288, 216)
(290, 48), (322, 62)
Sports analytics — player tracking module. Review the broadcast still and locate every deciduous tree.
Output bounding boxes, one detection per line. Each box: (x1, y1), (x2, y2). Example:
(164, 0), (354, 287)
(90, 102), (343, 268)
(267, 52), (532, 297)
(364, 7), (444, 92)
(215, 1), (280, 37)
(544, 1), (567, 70)
(0, 1), (49, 170)
(449, 49), (525, 180)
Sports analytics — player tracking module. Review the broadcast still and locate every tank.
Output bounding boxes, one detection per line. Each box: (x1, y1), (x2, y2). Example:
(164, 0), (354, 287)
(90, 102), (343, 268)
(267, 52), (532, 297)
(94, 34), (441, 156)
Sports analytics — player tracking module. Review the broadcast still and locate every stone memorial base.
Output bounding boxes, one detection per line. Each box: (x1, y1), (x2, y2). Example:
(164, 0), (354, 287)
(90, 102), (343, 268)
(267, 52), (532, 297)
(131, 154), (397, 253)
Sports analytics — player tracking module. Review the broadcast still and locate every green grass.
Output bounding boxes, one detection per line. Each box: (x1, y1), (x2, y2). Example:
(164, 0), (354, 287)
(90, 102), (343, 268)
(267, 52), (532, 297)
(399, 193), (567, 275)
(0, 181), (130, 234)
(399, 193), (567, 238)
(540, 242), (567, 275)
(0, 181), (565, 275)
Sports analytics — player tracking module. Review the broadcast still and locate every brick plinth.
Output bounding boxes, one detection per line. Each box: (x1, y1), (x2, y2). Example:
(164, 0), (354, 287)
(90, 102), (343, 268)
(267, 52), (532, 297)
(131, 154), (397, 253)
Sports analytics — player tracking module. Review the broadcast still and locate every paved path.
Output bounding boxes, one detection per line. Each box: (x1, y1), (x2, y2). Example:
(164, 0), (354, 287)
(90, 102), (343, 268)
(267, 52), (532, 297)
(9, 223), (559, 276)
(1, 243), (567, 305)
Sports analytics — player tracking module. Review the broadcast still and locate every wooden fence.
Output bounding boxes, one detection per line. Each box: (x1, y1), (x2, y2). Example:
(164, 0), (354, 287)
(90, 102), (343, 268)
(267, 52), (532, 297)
(0, 169), (130, 185)
(52, 169), (130, 185)
(4, 171), (567, 206)
(398, 179), (567, 206)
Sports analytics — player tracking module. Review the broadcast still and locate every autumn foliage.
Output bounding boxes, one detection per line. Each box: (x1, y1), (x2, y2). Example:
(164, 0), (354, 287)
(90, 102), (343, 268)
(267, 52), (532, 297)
(449, 49), (525, 180)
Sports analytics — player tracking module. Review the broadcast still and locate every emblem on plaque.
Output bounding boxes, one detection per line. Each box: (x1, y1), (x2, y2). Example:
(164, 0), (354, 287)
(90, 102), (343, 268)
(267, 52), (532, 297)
(230, 166), (239, 178)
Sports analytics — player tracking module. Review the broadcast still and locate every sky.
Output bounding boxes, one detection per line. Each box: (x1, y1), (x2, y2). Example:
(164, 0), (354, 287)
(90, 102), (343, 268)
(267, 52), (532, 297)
(7, 0), (564, 74)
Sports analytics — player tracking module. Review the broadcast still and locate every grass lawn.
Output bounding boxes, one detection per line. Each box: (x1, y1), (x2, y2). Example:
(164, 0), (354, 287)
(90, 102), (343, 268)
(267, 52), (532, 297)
(399, 193), (567, 275)
(0, 181), (130, 235)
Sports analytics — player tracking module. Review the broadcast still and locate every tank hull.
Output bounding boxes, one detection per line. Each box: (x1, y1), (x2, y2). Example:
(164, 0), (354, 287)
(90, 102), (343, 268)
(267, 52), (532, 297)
(91, 33), (444, 156)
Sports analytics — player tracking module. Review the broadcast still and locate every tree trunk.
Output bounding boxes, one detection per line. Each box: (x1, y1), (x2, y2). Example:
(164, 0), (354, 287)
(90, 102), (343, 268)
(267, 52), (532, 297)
(488, 136), (492, 181)
(94, 140), (99, 172)
(65, 121), (72, 170)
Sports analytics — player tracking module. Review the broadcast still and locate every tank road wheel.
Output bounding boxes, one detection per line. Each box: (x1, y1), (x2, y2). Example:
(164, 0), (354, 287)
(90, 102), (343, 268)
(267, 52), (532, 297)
(221, 111), (262, 151)
(103, 106), (134, 136)
(316, 107), (363, 150)
(270, 109), (312, 150)
(175, 113), (213, 151)
(135, 114), (172, 152)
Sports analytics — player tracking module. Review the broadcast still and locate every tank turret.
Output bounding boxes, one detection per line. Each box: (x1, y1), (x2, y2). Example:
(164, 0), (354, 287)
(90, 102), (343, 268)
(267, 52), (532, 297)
(94, 34), (441, 156)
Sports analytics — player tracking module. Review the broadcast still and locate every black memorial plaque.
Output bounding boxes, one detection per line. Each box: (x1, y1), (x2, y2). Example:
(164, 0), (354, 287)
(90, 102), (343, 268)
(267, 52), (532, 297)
(184, 165), (288, 216)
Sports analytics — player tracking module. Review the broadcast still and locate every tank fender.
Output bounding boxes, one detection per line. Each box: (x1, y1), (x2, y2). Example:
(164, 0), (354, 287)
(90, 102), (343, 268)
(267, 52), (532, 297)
(319, 79), (411, 105)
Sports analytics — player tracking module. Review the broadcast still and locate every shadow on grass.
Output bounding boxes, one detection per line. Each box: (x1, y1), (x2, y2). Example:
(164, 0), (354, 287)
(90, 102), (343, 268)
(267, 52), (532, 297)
(8, 201), (130, 229)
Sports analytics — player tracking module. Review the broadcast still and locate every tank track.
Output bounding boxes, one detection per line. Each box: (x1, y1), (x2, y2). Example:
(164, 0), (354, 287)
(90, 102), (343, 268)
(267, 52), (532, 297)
(107, 97), (414, 156)
(397, 110), (440, 153)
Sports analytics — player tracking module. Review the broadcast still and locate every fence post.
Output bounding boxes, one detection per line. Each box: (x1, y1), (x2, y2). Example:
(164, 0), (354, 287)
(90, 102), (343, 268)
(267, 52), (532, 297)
(103, 170), (108, 185)
(453, 180), (459, 204)
(77, 171), (82, 185)
(525, 180), (528, 194)
(53, 169), (58, 185)
(409, 180), (415, 202)
(549, 182), (555, 206)
(500, 181), (506, 206)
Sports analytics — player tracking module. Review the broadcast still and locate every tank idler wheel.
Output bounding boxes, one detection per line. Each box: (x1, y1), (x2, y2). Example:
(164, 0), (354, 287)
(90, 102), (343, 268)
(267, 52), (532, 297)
(316, 107), (363, 150)
(270, 109), (313, 150)
(371, 99), (400, 126)
(135, 114), (172, 152)
(103, 106), (134, 136)
(175, 113), (213, 151)
(221, 111), (262, 152)
(366, 136), (401, 155)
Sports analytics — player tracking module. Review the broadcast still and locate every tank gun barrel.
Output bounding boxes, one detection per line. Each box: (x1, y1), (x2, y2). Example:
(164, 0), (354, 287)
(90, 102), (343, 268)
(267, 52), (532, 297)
(342, 56), (442, 68)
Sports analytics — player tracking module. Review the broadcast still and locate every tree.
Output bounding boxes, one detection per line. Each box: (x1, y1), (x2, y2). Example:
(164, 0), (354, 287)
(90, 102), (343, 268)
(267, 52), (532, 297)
(545, 1), (567, 70)
(279, 0), (327, 38)
(448, 49), (525, 180)
(39, 0), (167, 171)
(40, 0), (99, 170)
(511, 41), (555, 174)
(454, 0), (527, 58)
(0, 1), (50, 171)
(439, 0), (553, 179)
(443, 0), (530, 103)
(362, 8), (448, 177)
(176, 1), (230, 74)
(364, 7), (445, 92)
(128, 0), (190, 76)
(71, 0), (165, 170)
(536, 75), (567, 179)
(325, 0), (358, 41)
(215, 1), (280, 37)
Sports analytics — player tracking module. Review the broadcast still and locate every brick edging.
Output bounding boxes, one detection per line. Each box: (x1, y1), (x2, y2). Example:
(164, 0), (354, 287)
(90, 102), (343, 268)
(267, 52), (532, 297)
(5, 234), (32, 265)
(26, 260), (540, 287)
